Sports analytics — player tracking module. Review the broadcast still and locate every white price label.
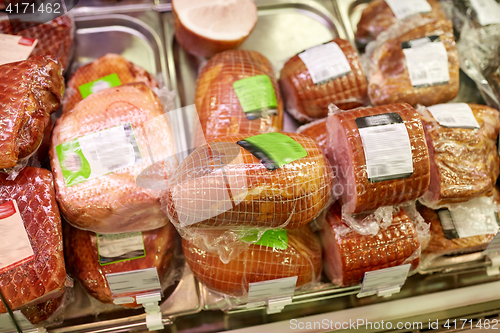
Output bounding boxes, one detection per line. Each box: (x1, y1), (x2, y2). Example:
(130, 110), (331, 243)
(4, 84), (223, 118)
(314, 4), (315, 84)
(470, 0), (500, 26)
(0, 311), (35, 333)
(105, 267), (161, 297)
(484, 232), (500, 255)
(385, 0), (432, 20)
(358, 264), (411, 298)
(247, 276), (297, 302)
(0, 34), (38, 66)
(97, 232), (145, 265)
(427, 103), (480, 129)
(298, 42), (351, 85)
(440, 209), (499, 239)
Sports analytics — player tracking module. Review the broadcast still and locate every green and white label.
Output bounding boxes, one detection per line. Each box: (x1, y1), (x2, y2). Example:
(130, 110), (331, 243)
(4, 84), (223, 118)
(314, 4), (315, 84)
(241, 229), (288, 250)
(97, 232), (145, 266)
(56, 123), (142, 187)
(78, 73), (122, 99)
(237, 133), (307, 171)
(233, 75), (278, 120)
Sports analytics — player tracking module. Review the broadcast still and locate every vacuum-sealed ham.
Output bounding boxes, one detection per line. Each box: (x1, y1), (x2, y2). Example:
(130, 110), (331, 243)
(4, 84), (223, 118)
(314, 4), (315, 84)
(195, 50), (283, 141)
(50, 83), (178, 233)
(0, 56), (64, 169)
(365, 18), (459, 106)
(280, 39), (367, 122)
(183, 226), (322, 297)
(417, 104), (500, 207)
(63, 54), (159, 114)
(0, 167), (66, 313)
(327, 103), (430, 215)
(296, 118), (328, 157)
(355, 0), (447, 45)
(321, 203), (421, 287)
(64, 222), (177, 308)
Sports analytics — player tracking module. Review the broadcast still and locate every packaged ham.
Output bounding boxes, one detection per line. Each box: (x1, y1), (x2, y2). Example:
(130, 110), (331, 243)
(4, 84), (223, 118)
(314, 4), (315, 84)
(0, 167), (66, 313)
(296, 118), (328, 157)
(0, 56), (64, 170)
(355, 0), (447, 45)
(365, 18), (459, 106)
(417, 104), (500, 207)
(280, 39), (367, 122)
(63, 54), (159, 114)
(50, 83), (178, 234)
(326, 103), (430, 215)
(183, 226), (322, 297)
(173, 0), (257, 58)
(195, 50), (283, 141)
(64, 222), (177, 308)
(0, 15), (75, 71)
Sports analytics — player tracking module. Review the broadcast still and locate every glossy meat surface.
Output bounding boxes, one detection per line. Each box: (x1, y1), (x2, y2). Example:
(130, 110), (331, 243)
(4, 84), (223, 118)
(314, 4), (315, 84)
(296, 118), (328, 157)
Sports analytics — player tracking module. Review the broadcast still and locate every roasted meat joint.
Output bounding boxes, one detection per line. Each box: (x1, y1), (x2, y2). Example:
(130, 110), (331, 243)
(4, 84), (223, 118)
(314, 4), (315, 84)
(1, 0), (500, 331)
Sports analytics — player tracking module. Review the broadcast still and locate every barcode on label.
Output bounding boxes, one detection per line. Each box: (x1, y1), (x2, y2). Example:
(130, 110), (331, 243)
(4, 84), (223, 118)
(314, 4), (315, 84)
(105, 267), (161, 296)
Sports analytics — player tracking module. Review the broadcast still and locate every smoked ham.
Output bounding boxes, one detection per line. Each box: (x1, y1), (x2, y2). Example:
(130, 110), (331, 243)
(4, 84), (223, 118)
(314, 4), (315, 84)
(0, 56), (64, 169)
(195, 50), (283, 141)
(21, 294), (64, 325)
(0, 167), (66, 313)
(183, 226), (322, 296)
(296, 118), (328, 157)
(280, 39), (367, 122)
(50, 83), (177, 233)
(327, 103), (430, 215)
(321, 203), (420, 287)
(63, 54), (158, 114)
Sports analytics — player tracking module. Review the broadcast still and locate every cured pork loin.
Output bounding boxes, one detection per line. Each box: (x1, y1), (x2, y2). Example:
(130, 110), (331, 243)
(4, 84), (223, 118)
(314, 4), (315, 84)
(65, 222), (177, 307)
(63, 54), (159, 114)
(0, 56), (64, 169)
(355, 0), (446, 45)
(50, 83), (177, 233)
(297, 118), (328, 157)
(280, 39), (367, 122)
(321, 203), (420, 287)
(162, 132), (333, 229)
(327, 103), (430, 215)
(0, 16), (74, 70)
(195, 50), (283, 141)
(418, 104), (500, 206)
(0, 167), (66, 313)
(183, 226), (322, 296)
(366, 19), (459, 106)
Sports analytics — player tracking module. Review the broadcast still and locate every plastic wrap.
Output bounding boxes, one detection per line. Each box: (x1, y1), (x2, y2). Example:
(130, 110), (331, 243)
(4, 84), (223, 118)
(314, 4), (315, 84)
(50, 83), (178, 234)
(64, 222), (178, 308)
(279, 38), (367, 122)
(326, 103), (430, 215)
(63, 53), (159, 114)
(296, 118), (328, 157)
(0, 15), (75, 71)
(364, 17), (459, 106)
(183, 225), (322, 298)
(320, 203), (422, 287)
(0, 56), (64, 170)
(355, 0), (446, 45)
(416, 104), (500, 207)
(0, 167), (66, 313)
(195, 50), (283, 141)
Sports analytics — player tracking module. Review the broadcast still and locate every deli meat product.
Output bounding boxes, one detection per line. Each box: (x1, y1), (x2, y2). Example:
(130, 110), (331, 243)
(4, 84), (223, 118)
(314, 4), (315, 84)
(327, 103), (430, 214)
(418, 104), (500, 206)
(0, 16), (74, 70)
(355, 0), (446, 45)
(321, 204), (420, 287)
(366, 19), (459, 106)
(0, 56), (64, 169)
(50, 83), (177, 233)
(162, 132), (333, 230)
(21, 294), (64, 325)
(63, 54), (159, 114)
(195, 50), (283, 141)
(0, 167), (66, 313)
(65, 222), (177, 307)
(280, 39), (367, 122)
(183, 226), (322, 296)
(296, 118), (328, 157)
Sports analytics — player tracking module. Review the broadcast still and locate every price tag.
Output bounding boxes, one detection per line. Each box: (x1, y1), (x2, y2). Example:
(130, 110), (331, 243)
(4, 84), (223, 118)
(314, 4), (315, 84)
(357, 264), (411, 298)
(0, 311), (35, 333)
(384, 0), (432, 20)
(0, 34), (38, 66)
(105, 267), (161, 297)
(427, 103), (480, 129)
(438, 208), (499, 239)
(470, 0), (500, 26)
(483, 232), (500, 255)
(247, 276), (297, 302)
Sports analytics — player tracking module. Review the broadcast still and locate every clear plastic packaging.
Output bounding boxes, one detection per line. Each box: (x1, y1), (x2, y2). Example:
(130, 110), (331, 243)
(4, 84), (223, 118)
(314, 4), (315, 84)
(364, 17), (459, 106)
(416, 104), (500, 207)
(280, 38), (367, 122)
(0, 56), (64, 171)
(0, 167), (66, 313)
(195, 50), (283, 141)
(296, 118), (328, 157)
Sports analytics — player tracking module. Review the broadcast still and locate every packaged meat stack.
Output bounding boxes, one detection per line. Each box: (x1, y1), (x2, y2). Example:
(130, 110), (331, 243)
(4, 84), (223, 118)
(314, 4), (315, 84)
(195, 50), (283, 142)
(280, 38), (367, 122)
